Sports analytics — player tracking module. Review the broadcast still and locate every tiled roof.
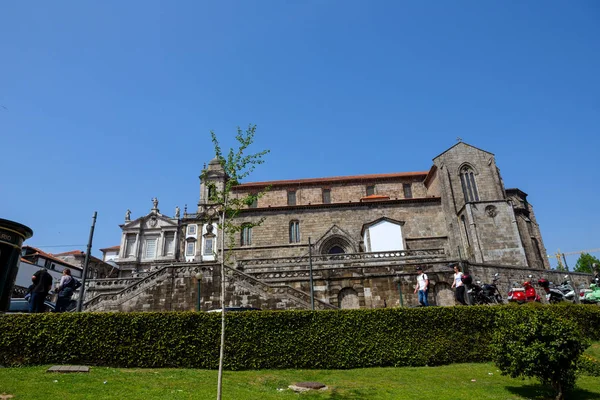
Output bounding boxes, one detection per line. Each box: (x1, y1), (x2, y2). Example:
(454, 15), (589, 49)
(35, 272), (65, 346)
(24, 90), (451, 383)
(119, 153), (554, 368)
(20, 257), (35, 265)
(233, 171), (429, 189)
(22, 246), (80, 269)
(100, 245), (120, 252)
(53, 250), (84, 256)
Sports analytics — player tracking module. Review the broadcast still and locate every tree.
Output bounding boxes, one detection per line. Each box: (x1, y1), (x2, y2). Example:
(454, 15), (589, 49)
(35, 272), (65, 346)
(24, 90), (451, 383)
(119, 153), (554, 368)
(204, 124), (269, 400)
(574, 253), (600, 274)
(491, 311), (589, 400)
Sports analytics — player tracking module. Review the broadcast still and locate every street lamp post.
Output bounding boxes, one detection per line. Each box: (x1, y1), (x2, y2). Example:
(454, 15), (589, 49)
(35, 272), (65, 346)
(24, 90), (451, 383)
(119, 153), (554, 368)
(195, 272), (203, 311)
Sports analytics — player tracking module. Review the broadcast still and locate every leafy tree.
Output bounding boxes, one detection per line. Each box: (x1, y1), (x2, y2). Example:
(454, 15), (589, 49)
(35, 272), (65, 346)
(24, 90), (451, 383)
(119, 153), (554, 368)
(574, 253), (600, 274)
(491, 310), (589, 400)
(204, 124), (269, 400)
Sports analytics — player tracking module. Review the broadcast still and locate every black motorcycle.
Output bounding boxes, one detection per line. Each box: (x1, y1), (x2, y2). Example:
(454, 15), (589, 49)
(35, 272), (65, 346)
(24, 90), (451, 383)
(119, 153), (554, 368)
(464, 273), (503, 305)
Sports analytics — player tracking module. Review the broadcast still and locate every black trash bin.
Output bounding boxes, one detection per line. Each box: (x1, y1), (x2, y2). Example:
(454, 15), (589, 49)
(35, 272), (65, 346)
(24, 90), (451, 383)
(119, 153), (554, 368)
(0, 218), (33, 312)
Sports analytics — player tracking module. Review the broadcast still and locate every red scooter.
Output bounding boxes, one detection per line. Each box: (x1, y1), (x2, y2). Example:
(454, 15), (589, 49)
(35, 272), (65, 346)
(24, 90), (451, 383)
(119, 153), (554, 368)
(507, 275), (541, 304)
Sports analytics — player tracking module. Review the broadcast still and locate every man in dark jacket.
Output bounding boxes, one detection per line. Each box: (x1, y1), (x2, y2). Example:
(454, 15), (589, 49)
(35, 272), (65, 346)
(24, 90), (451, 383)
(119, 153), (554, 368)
(29, 269), (53, 313)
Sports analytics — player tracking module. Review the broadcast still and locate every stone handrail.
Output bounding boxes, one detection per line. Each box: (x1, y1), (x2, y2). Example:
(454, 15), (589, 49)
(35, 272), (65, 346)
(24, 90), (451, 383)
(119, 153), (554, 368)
(224, 265), (338, 310)
(85, 278), (140, 288)
(84, 265), (179, 310)
(238, 248), (446, 268)
(84, 263), (337, 311)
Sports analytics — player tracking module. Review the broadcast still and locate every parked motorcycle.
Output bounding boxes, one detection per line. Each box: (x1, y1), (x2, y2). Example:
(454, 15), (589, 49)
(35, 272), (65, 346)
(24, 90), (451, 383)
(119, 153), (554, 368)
(581, 275), (600, 305)
(462, 273), (503, 305)
(538, 275), (576, 304)
(507, 275), (540, 304)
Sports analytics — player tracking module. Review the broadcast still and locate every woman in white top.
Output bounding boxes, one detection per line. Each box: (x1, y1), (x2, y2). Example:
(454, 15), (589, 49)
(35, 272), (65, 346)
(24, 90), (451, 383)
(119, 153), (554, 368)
(451, 264), (467, 305)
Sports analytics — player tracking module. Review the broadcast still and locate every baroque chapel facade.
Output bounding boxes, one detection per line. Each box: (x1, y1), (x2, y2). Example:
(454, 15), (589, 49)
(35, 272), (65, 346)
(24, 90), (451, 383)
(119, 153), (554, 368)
(84, 142), (563, 312)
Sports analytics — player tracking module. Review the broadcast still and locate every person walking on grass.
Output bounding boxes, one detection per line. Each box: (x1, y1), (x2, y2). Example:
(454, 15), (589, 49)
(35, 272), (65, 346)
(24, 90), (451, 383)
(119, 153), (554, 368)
(451, 264), (467, 305)
(414, 266), (429, 307)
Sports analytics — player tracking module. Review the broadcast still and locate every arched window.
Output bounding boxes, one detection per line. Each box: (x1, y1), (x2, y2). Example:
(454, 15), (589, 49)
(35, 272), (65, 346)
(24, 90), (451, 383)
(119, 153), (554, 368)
(459, 166), (479, 202)
(328, 246), (345, 254)
(240, 225), (252, 246)
(208, 185), (217, 201)
(289, 220), (300, 243)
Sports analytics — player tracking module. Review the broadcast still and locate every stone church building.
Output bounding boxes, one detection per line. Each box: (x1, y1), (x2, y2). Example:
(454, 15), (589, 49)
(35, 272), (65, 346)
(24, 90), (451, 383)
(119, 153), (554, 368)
(85, 142), (580, 312)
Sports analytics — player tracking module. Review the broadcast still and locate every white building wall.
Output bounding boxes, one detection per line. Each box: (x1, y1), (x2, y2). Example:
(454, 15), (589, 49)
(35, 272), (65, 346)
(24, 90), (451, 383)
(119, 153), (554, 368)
(364, 221), (404, 252)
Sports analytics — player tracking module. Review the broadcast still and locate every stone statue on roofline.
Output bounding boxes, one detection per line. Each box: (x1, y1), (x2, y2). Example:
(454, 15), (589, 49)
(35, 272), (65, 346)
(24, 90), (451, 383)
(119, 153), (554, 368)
(175, 206), (180, 219)
(152, 197), (159, 211)
(125, 209), (131, 221)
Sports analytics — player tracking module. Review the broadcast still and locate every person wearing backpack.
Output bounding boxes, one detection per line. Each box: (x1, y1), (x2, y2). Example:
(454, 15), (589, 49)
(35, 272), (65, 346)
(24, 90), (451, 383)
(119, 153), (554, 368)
(55, 268), (79, 312)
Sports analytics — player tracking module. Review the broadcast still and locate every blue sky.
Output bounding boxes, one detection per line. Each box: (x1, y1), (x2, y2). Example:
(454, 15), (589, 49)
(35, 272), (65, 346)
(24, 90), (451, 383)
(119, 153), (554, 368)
(1, 1), (598, 268)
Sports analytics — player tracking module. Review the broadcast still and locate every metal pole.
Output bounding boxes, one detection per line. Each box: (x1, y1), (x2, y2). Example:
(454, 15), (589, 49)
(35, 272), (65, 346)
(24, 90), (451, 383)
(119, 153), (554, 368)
(309, 237), (314, 311)
(197, 278), (201, 311)
(562, 253), (570, 271)
(217, 197), (227, 400)
(76, 211), (97, 312)
(397, 282), (404, 307)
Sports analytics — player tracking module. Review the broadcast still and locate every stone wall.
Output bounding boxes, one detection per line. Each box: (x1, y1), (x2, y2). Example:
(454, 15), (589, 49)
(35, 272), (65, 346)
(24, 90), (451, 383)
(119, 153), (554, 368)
(231, 174), (429, 208)
(230, 199), (446, 260)
(83, 257), (595, 312)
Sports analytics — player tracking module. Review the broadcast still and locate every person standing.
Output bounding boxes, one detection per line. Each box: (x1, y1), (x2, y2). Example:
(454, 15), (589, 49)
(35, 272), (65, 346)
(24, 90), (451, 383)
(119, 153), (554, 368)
(29, 268), (53, 313)
(55, 269), (75, 313)
(413, 266), (429, 306)
(451, 264), (467, 305)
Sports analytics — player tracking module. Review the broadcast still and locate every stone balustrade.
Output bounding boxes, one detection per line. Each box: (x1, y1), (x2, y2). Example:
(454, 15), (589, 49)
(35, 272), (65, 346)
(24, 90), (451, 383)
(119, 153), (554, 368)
(84, 262), (337, 312)
(224, 265), (337, 310)
(238, 248), (445, 268)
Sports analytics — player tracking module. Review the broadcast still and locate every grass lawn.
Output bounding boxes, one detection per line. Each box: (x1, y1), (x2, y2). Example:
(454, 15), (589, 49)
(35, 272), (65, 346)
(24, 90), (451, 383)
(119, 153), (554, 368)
(1, 362), (599, 400)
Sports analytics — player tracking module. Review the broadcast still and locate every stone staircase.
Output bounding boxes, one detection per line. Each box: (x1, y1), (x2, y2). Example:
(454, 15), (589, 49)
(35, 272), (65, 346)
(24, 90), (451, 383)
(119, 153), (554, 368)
(84, 262), (337, 312)
(224, 264), (337, 310)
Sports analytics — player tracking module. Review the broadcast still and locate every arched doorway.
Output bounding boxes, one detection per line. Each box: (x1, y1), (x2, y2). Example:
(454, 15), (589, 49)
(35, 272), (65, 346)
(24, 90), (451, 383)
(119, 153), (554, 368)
(328, 245), (345, 254)
(319, 235), (354, 255)
(338, 287), (360, 309)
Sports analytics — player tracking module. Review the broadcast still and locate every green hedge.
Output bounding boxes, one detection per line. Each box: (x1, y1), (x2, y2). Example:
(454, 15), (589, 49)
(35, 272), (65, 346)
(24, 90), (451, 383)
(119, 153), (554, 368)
(0, 304), (599, 369)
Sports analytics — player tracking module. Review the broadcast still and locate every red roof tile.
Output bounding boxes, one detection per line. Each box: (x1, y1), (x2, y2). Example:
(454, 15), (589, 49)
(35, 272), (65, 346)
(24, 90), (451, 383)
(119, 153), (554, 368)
(233, 171), (429, 189)
(100, 245), (120, 252)
(360, 194), (391, 202)
(22, 246), (80, 269)
(53, 250), (84, 256)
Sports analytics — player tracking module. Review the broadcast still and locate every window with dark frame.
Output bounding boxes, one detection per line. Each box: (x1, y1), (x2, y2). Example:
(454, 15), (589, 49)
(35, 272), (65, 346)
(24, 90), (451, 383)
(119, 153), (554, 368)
(289, 220), (300, 243)
(241, 225), (252, 246)
(322, 188), (331, 204)
(366, 185), (375, 196)
(287, 190), (296, 206)
(403, 183), (413, 199)
(459, 166), (480, 202)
